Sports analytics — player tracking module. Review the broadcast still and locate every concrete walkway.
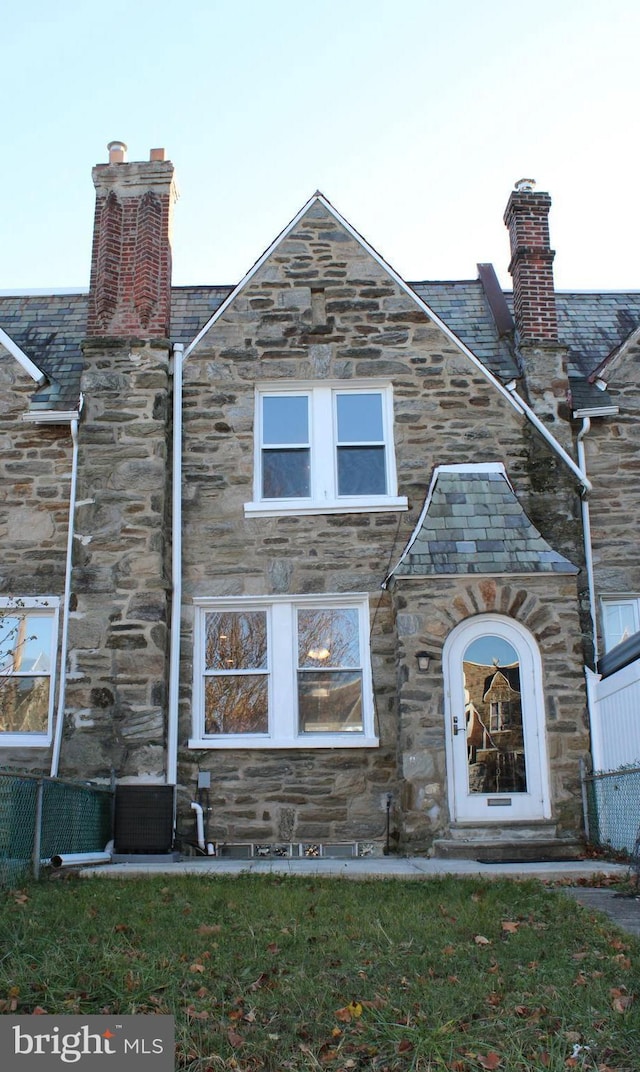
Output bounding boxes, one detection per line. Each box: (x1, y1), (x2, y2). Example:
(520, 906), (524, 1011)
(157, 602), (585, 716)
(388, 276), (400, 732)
(81, 855), (630, 883)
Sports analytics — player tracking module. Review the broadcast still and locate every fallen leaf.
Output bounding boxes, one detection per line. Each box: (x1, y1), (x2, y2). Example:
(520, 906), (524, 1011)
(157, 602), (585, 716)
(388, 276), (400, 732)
(474, 934), (491, 946)
(227, 1029), (244, 1048)
(266, 942), (280, 955)
(196, 923), (222, 935)
(478, 1053), (501, 1069)
(612, 993), (633, 1013)
(189, 962), (206, 974)
(397, 1039), (414, 1054)
(501, 921), (519, 933)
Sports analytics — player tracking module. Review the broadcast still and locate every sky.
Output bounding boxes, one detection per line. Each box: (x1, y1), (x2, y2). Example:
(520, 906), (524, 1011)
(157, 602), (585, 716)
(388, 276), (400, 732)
(1, 0), (639, 293)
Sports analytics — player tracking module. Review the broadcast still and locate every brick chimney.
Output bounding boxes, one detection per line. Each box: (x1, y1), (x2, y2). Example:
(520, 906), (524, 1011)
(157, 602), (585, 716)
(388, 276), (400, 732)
(503, 179), (569, 431)
(503, 178), (558, 343)
(87, 142), (177, 338)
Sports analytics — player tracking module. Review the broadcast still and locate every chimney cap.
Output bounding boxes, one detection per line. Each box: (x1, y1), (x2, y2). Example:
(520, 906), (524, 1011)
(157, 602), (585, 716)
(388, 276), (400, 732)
(514, 177), (536, 192)
(107, 140), (128, 164)
(149, 148), (166, 161)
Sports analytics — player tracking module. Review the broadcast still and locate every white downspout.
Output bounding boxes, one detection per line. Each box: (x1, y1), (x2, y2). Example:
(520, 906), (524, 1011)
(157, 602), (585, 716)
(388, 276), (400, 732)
(166, 343), (184, 788)
(576, 417), (603, 771)
(190, 801), (205, 850)
(50, 417), (80, 778)
(577, 418), (598, 664)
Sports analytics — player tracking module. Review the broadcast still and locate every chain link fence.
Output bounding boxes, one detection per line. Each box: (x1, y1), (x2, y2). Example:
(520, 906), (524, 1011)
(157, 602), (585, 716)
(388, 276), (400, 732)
(0, 772), (113, 886)
(583, 763), (640, 855)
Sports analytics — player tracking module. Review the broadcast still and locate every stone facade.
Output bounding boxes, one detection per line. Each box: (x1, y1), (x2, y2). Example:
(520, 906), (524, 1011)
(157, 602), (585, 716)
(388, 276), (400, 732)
(1, 147), (639, 856)
(176, 199), (587, 850)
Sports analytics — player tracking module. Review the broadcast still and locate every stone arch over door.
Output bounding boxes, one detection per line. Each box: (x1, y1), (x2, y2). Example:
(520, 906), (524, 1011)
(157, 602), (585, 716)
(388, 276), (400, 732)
(443, 614), (551, 824)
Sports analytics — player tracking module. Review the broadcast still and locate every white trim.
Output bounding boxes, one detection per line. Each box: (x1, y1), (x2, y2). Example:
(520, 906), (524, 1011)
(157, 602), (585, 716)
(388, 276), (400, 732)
(190, 593), (378, 750)
(247, 381), (407, 516)
(442, 613), (551, 823)
(0, 326), (46, 384)
(0, 596), (60, 748)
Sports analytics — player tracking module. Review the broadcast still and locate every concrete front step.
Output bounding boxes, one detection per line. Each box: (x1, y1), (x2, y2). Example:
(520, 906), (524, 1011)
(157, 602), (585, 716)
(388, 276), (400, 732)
(446, 821), (558, 842)
(433, 837), (583, 863)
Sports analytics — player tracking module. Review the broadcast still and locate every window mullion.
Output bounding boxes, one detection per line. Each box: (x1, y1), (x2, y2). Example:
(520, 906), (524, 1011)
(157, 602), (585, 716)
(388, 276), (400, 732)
(270, 603), (293, 740)
(313, 387), (334, 502)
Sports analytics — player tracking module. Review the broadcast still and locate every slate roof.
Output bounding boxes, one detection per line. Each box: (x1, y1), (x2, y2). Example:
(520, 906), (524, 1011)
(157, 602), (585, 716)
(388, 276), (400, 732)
(412, 280), (519, 382)
(0, 292), (88, 411)
(391, 468), (578, 578)
(1, 282), (639, 416)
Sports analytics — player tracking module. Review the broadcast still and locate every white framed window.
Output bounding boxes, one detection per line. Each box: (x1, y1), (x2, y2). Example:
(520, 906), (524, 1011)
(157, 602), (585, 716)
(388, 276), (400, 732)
(601, 598), (640, 652)
(245, 381), (408, 517)
(190, 594), (378, 749)
(0, 597), (59, 747)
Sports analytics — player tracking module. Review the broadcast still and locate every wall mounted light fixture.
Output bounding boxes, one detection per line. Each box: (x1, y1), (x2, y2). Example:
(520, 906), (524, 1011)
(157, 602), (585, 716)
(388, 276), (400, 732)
(416, 650), (431, 671)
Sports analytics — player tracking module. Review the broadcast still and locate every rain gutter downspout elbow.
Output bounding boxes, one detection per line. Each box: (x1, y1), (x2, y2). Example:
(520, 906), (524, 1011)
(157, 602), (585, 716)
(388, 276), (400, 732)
(50, 415), (80, 778)
(505, 382), (592, 494)
(167, 343), (184, 788)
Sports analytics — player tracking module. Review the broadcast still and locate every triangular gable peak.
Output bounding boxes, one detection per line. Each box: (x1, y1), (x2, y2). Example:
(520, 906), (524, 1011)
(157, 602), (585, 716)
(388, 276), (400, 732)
(185, 194), (510, 392)
(182, 193), (589, 490)
(384, 462), (578, 584)
(0, 325), (47, 384)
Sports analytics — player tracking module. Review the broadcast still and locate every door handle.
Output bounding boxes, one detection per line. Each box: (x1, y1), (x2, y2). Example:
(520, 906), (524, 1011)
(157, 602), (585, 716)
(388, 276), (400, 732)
(453, 716), (460, 736)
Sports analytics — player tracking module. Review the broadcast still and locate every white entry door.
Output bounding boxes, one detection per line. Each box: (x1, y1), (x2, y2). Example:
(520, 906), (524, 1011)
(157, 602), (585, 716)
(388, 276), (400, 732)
(444, 616), (551, 823)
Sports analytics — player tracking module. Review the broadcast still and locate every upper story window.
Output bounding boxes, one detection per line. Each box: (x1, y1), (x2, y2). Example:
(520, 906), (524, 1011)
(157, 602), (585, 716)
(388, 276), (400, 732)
(0, 597), (59, 747)
(601, 598), (640, 652)
(190, 594), (378, 749)
(245, 382), (408, 517)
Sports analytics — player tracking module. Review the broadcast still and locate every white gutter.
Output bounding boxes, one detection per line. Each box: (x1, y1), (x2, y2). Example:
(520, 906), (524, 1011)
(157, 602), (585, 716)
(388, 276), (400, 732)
(166, 343), (184, 787)
(0, 326), (47, 384)
(50, 416), (80, 778)
(505, 382), (591, 493)
(577, 418), (598, 663)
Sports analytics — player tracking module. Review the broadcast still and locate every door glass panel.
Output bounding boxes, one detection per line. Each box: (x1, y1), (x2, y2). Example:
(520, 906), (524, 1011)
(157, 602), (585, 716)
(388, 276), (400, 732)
(462, 635), (527, 794)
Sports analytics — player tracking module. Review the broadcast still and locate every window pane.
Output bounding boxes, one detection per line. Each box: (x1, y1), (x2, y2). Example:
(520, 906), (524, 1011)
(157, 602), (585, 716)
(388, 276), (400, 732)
(337, 446), (386, 495)
(262, 449), (310, 498)
(0, 677), (49, 734)
(205, 676), (268, 734)
(462, 635), (527, 794)
(263, 395), (308, 445)
(0, 614), (53, 674)
(205, 611), (267, 670)
(603, 602), (639, 651)
(298, 670), (363, 732)
(336, 393), (383, 442)
(298, 608), (360, 669)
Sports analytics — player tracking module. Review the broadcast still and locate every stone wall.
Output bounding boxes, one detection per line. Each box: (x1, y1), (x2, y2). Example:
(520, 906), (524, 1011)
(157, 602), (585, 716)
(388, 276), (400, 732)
(178, 200), (586, 849)
(61, 339), (172, 781)
(582, 338), (640, 648)
(0, 353), (72, 773)
(393, 575), (588, 849)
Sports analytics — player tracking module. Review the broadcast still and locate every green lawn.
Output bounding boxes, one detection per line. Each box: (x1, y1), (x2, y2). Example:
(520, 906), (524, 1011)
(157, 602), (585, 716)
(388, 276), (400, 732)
(0, 874), (638, 1071)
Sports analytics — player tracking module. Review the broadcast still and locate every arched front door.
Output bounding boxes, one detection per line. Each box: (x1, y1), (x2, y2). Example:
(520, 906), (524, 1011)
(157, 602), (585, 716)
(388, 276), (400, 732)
(443, 616), (551, 823)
